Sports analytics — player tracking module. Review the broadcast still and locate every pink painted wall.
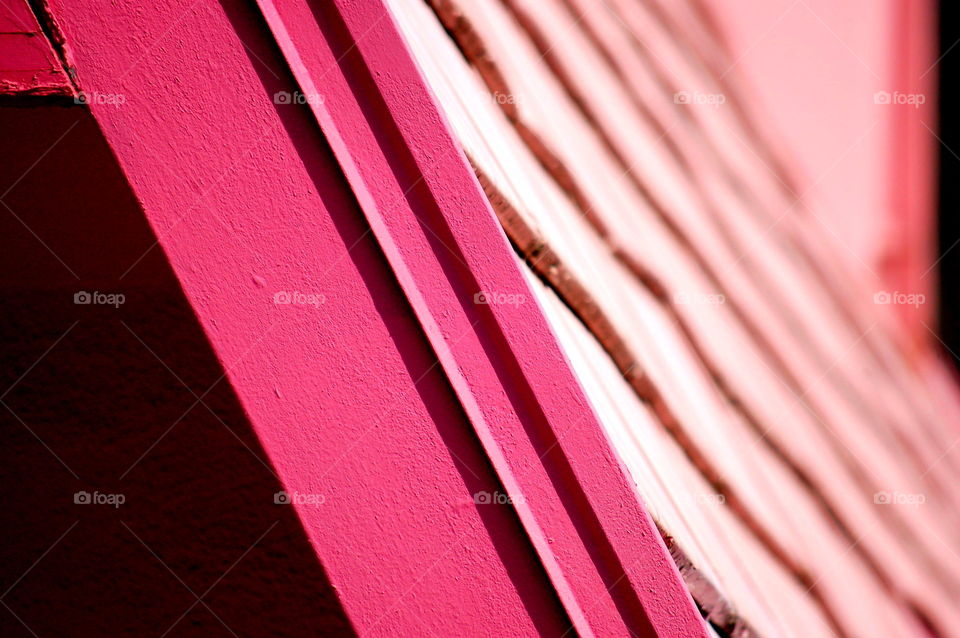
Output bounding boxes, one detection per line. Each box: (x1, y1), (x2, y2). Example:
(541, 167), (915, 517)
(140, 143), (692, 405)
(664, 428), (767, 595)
(700, 0), (938, 352)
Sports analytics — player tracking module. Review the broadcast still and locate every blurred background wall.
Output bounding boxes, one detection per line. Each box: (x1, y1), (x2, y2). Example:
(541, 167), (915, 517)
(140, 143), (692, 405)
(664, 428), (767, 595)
(698, 0), (943, 361)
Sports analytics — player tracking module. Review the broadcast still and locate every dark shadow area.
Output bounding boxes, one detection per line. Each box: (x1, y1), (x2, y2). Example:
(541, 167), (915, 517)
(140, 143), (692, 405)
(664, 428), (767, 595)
(0, 105), (355, 637)
(939, 0), (960, 368)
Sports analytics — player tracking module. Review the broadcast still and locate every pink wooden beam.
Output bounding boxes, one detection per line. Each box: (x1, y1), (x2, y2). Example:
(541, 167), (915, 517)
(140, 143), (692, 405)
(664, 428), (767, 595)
(255, 0), (708, 635)
(42, 0), (571, 635)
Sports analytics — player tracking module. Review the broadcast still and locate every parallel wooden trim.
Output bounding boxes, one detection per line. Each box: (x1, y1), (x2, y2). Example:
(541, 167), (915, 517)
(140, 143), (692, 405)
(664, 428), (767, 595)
(253, 0), (710, 635)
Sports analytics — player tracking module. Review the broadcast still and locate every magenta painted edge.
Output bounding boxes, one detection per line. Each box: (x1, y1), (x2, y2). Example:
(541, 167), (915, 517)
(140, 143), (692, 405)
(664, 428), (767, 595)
(0, 0), (73, 96)
(259, 0), (710, 635)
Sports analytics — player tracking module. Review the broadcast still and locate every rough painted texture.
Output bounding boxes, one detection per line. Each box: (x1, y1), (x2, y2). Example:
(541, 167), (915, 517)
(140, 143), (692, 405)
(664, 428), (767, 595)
(33, 0), (577, 635)
(0, 0), (72, 96)
(254, 0), (708, 635)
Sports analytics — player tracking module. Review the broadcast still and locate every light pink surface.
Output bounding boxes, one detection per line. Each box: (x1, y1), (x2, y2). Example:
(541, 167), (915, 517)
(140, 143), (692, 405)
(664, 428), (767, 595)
(699, 0), (938, 351)
(386, 1), (960, 635)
